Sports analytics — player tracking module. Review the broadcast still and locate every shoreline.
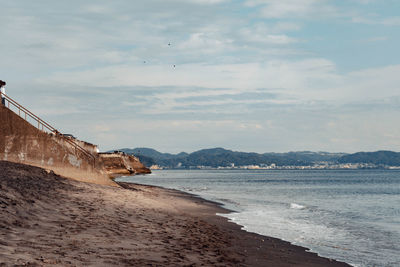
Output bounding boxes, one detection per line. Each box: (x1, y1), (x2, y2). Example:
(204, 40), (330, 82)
(0, 160), (351, 266)
(148, 182), (346, 266)
(117, 181), (351, 267)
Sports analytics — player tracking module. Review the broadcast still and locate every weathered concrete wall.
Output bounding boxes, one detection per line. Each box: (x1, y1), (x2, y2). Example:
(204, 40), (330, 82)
(74, 139), (99, 154)
(0, 105), (116, 186)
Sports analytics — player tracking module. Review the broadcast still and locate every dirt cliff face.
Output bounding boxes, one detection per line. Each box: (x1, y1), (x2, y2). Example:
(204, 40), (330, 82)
(99, 152), (151, 178)
(0, 105), (116, 186)
(122, 153), (152, 174)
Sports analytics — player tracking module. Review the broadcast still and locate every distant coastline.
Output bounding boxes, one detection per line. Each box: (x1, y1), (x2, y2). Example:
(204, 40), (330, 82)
(149, 164), (400, 171)
(111, 148), (400, 170)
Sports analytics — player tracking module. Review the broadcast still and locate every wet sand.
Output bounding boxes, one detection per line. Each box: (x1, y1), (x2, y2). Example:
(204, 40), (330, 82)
(0, 161), (351, 266)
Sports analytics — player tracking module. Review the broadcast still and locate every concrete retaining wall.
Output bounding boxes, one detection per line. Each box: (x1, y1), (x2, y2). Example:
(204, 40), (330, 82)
(0, 105), (116, 186)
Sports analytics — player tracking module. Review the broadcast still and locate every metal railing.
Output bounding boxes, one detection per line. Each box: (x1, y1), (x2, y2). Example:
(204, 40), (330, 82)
(1, 92), (96, 167)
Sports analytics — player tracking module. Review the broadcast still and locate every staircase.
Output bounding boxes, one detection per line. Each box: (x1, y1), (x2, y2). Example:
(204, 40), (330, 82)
(1, 92), (96, 167)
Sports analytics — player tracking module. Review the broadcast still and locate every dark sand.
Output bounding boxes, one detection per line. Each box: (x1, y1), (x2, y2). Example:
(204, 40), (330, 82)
(0, 161), (351, 266)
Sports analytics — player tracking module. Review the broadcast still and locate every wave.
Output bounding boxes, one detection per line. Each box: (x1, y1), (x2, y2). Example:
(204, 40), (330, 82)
(181, 186), (209, 192)
(215, 198), (240, 206)
(290, 203), (306, 210)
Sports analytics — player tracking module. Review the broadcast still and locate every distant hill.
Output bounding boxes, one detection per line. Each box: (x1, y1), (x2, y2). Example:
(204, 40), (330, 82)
(118, 147), (188, 160)
(113, 147), (348, 168)
(263, 151), (347, 163)
(115, 147), (188, 167)
(337, 151), (400, 166)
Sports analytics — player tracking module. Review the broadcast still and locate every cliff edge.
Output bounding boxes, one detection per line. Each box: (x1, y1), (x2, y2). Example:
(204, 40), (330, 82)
(99, 152), (151, 178)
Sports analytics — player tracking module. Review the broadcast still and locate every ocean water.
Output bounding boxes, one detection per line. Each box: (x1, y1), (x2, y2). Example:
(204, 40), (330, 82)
(117, 170), (400, 267)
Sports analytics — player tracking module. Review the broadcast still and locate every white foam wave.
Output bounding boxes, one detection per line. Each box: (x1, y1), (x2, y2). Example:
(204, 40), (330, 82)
(181, 186), (209, 192)
(290, 203), (306, 210)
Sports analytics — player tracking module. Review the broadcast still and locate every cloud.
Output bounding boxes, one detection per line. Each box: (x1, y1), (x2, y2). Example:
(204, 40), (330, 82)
(37, 58), (338, 97)
(382, 17), (400, 26)
(361, 36), (388, 42)
(341, 65), (400, 100)
(239, 24), (298, 44)
(35, 59), (400, 119)
(181, 0), (228, 4)
(1, 0), (400, 152)
(178, 32), (233, 53)
(245, 0), (338, 19)
(352, 16), (400, 26)
(353, 0), (376, 3)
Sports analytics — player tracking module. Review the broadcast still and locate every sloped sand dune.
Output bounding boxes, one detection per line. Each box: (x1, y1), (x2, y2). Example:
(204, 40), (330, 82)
(0, 161), (350, 266)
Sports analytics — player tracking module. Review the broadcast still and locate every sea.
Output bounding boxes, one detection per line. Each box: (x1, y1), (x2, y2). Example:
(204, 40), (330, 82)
(117, 169), (400, 267)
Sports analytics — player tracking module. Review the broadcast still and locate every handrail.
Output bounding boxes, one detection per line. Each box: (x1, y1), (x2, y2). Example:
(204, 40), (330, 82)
(1, 92), (96, 167)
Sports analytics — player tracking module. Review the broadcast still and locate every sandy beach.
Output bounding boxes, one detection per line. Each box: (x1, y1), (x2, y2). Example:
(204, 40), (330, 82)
(0, 160), (351, 266)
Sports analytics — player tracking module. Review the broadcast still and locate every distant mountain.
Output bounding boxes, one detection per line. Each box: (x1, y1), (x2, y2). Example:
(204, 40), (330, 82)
(114, 147), (349, 168)
(337, 151), (400, 166)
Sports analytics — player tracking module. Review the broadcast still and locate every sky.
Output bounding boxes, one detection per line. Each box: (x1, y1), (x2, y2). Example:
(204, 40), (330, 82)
(1, 0), (400, 153)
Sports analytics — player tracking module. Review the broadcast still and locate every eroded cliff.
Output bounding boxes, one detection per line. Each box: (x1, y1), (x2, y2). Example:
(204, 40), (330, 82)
(99, 152), (151, 178)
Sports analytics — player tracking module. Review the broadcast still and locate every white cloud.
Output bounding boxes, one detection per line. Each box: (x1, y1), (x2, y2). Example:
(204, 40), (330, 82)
(2, 0), (400, 152)
(253, 34), (297, 44)
(83, 5), (109, 14)
(351, 0), (378, 4)
(181, 0), (228, 4)
(362, 36), (388, 42)
(179, 32), (233, 53)
(36, 59), (400, 119)
(38, 58), (338, 95)
(382, 17), (400, 26)
(245, 0), (337, 19)
(238, 23), (298, 44)
(273, 22), (302, 32)
(352, 16), (400, 26)
(341, 65), (400, 100)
